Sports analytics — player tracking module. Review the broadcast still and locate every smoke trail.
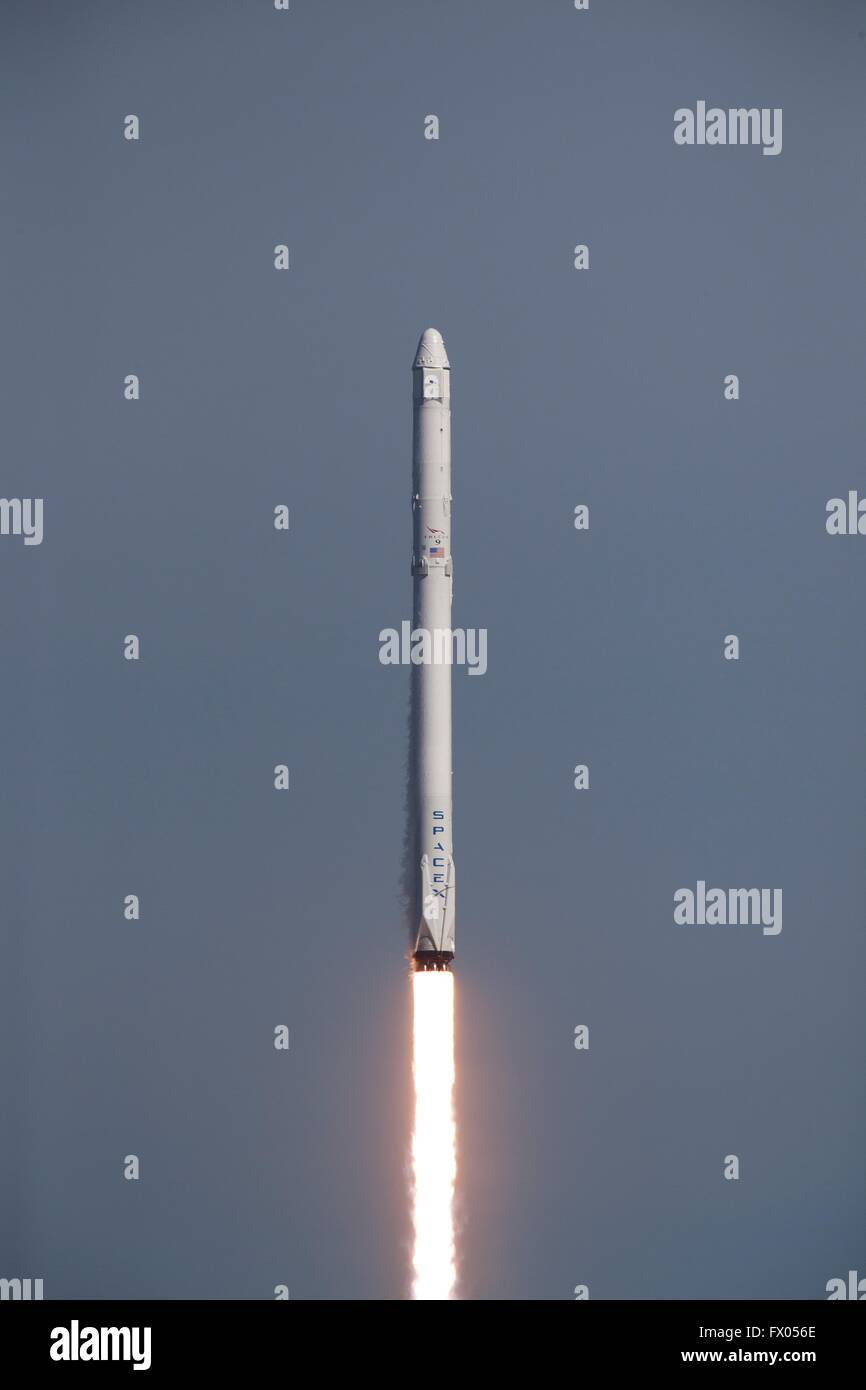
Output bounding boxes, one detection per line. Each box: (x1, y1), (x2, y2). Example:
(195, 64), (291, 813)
(410, 969), (457, 1299)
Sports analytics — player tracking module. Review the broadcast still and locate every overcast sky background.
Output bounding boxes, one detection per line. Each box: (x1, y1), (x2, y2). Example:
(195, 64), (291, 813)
(1, 0), (864, 1299)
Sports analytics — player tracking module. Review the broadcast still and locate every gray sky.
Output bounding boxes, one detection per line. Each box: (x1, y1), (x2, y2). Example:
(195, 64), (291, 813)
(2, 0), (864, 1299)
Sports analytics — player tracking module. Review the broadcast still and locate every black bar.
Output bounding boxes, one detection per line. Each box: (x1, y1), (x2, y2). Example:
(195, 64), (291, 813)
(2, 1299), (861, 1375)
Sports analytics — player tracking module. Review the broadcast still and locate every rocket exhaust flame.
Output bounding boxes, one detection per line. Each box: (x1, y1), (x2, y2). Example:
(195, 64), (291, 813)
(411, 968), (457, 1300)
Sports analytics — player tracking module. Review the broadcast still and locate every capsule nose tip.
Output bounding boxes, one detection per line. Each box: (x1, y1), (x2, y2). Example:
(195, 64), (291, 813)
(413, 327), (449, 369)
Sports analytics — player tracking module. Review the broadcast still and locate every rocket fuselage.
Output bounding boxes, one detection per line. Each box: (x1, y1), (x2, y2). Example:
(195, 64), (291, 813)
(411, 329), (455, 970)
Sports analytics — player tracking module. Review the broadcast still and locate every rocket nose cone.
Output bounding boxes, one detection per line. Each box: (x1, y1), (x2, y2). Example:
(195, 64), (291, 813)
(413, 327), (449, 369)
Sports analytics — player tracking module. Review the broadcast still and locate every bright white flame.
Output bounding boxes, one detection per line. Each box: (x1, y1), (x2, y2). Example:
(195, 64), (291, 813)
(411, 969), (457, 1299)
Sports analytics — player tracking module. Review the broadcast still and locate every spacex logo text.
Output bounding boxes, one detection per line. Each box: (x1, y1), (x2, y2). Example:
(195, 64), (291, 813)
(427, 810), (448, 912)
(49, 1321), (152, 1371)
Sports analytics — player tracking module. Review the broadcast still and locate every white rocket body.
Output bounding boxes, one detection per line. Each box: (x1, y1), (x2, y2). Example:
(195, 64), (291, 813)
(411, 329), (455, 968)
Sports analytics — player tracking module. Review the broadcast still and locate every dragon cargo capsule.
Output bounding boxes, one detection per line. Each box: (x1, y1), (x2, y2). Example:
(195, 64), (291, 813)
(410, 328), (455, 970)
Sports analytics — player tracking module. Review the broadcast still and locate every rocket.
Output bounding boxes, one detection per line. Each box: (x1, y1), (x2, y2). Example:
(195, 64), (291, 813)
(410, 328), (455, 971)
